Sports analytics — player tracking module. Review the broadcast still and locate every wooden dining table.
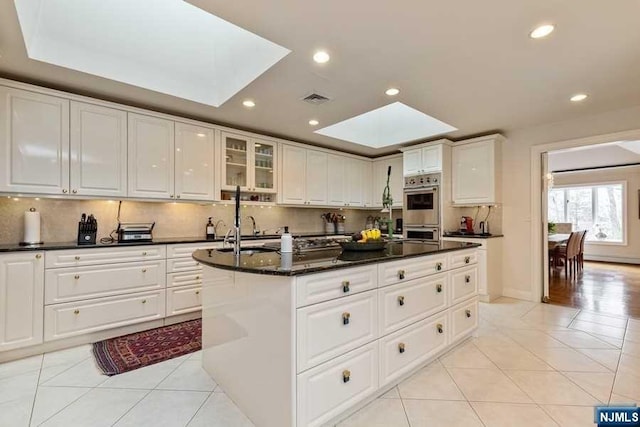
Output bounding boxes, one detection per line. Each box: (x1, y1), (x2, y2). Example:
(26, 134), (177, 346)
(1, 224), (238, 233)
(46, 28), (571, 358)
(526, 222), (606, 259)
(548, 233), (570, 249)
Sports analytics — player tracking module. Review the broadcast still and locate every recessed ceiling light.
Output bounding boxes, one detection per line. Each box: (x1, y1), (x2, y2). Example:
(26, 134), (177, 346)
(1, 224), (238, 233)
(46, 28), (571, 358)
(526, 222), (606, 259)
(196, 133), (206, 137)
(570, 93), (588, 102)
(385, 88), (400, 96)
(530, 24), (555, 39)
(313, 50), (330, 64)
(309, 119), (319, 126)
(243, 100), (256, 108)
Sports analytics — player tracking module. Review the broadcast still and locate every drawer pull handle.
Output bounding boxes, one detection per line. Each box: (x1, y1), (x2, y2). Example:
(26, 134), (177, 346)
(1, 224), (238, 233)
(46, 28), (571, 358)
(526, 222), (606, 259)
(74, 310), (80, 315)
(397, 295), (405, 306)
(72, 189), (77, 194)
(465, 275), (471, 284)
(397, 270), (405, 280)
(342, 281), (350, 293)
(62, 189), (68, 193)
(437, 324), (444, 334)
(35, 254), (42, 259)
(398, 343), (406, 354)
(142, 252), (148, 256)
(196, 291), (200, 295)
(466, 309), (472, 318)
(74, 275), (80, 280)
(465, 256), (470, 264)
(436, 262), (442, 271)
(342, 370), (351, 383)
(74, 256), (81, 261)
(196, 276), (201, 280)
(142, 299), (147, 304)
(342, 312), (351, 325)
(436, 284), (442, 293)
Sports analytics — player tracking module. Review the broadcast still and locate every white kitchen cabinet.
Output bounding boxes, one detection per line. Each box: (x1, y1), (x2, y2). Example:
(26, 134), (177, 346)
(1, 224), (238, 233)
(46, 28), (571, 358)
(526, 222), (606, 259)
(175, 122), (215, 201)
(0, 252), (44, 351)
(128, 113), (175, 199)
(402, 144), (442, 176)
(70, 101), (127, 197)
(346, 158), (366, 207)
(372, 155), (403, 208)
(280, 144), (307, 204)
(0, 86), (70, 195)
(327, 154), (347, 207)
(306, 150), (328, 205)
(451, 135), (503, 205)
(222, 132), (276, 193)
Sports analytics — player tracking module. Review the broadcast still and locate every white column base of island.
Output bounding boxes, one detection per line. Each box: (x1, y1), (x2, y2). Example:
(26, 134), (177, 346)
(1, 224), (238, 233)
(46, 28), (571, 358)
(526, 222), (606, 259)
(197, 244), (480, 427)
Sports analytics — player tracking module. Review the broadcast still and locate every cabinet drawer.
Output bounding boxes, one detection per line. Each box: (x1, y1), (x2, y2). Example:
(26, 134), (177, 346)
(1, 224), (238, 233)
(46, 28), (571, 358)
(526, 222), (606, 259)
(450, 266), (478, 305)
(167, 258), (203, 274)
(448, 249), (478, 269)
(297, 342), (378, 427)
(379, 313), (448, 387)
(378, 255), (447, 288)
(167, 271), (203, 288)
(166, 285), (201, 316)
(296, 265), (377, 307)
(45, 246), (166, 268)
(450, 298), (479, 343)
(44, 290), (165, 341)
(45, 260), (166, 304)
(297, 290), (377, 373)
(378, 273), (448, 336)
(166, 242), (222, 259)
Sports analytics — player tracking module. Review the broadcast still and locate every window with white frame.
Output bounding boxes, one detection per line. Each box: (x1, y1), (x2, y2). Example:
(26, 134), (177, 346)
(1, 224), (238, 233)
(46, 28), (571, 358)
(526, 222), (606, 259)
(548, 182), (625, 243)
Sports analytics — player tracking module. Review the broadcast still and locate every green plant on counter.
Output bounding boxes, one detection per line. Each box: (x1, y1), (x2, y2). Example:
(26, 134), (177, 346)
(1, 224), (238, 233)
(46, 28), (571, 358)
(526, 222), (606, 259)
(548, 222), (556, 234)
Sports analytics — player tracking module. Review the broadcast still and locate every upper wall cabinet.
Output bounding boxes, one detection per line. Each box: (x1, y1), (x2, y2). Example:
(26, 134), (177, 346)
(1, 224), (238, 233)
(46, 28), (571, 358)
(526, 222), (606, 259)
(222, 132), (276, 193)
(128, 113), (175, 199)
(175, 122), (215, 201)
(0, 87), (70, 195)
(372, 155), (403, 208)
(279, 145), (328, 205)
(402, 145), (442, 176)
(70, 101), (127, 197)
(451, 135), (503, 205)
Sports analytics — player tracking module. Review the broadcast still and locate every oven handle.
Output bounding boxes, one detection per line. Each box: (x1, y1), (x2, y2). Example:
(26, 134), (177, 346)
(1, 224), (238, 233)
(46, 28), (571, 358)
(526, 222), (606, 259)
(403, 187), (438, 193)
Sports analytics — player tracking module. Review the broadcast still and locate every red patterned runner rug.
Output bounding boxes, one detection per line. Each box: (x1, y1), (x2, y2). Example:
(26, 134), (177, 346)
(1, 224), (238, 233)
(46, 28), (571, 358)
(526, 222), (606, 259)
(93, 319), (202, 376)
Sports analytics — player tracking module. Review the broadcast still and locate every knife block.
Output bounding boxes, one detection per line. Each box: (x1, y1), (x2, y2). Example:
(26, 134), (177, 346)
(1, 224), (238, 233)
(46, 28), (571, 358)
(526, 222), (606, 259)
(77, 223), (97, 245)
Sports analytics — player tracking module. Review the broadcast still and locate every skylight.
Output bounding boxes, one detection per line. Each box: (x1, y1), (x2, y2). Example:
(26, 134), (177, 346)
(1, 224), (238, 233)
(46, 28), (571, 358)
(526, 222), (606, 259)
(14, 0), (290, 107)
(315, 102), (457, 148)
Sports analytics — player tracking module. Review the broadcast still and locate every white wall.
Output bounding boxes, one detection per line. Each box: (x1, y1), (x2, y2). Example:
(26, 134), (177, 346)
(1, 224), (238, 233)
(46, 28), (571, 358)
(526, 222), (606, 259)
(549, 143), (640, 171)
(501, 104), (640, 301)
(552, 166), (640, 264)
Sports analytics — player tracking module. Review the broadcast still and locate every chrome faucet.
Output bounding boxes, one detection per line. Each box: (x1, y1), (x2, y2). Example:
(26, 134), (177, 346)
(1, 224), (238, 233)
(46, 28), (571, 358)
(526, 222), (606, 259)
(223, 228), (234, 249)
(213, 220), (226, 239)
(246, 216), (260, 236)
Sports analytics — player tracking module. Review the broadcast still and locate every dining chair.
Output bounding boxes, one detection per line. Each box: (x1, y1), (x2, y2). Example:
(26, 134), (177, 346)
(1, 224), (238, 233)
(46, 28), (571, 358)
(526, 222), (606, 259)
(578, 230), (588, 270)
(555, 231), (581, 279)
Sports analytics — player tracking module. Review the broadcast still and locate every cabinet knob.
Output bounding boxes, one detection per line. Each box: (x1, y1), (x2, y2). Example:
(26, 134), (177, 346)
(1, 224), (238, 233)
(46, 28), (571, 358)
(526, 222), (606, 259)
(142, 299), (147, 304)
(342, 312), (351, 325)
(464, 256), (470, 264)
(142, 252), (147, 256)
(176, 195), (181, 199)
(72, 189), (77, 194)
(397, 295), (405, 306)
(342, 370), (351, 383)
(342, 281), (350, 293)
(35, 254), (42, 259)
(466, 309), (472, 318)
(398, 343), (406, 354)
(170, 195), (174, 198)
(436, 262), (442, 271)
(465, 275), (471, 284)
(74, 256), (81, 261)
(436, 284), (442, 293)
(196, 275), (200, 280)
(62, 189), (68, 193)
(74, 275), (80, 280)
(142, 269), (147, 273)
(74, 309), (80, 315)
(397, 270), (405, 280)
(437, 324), (444, 334)
(196, 290), (200, 295)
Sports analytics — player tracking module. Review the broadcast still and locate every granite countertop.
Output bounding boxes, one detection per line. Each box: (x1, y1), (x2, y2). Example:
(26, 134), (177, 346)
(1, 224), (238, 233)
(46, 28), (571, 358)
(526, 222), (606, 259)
(192, 240), (481, 276)
(0, 231), (362, 253)
(442, 232), (504, 239)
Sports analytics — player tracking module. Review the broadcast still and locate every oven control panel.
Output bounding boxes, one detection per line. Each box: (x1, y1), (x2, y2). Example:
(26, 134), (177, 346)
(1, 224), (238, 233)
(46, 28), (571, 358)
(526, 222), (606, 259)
(404, 173), (440, 189)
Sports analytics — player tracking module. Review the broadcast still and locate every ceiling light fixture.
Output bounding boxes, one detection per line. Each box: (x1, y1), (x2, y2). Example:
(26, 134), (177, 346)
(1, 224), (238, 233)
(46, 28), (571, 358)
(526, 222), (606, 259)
(529, 24), (555, 39)
(243, 100), (256, 108)
(309, 119), (319, 126)
(570, 93), (588, 102)
(196, 133), (206, 137)
(385, 88), (400, 96)
(313, 50), (330, 64)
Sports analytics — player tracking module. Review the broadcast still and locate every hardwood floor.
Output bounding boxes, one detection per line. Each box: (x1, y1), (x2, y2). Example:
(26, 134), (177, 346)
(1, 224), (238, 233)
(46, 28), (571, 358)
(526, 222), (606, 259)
(549, 261), (640, 319)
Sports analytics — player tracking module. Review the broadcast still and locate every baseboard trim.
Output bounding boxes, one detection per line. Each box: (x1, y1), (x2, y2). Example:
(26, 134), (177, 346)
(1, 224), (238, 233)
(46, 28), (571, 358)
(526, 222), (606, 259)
(584, 255), (640, 265)
(502, 287), (534, 302)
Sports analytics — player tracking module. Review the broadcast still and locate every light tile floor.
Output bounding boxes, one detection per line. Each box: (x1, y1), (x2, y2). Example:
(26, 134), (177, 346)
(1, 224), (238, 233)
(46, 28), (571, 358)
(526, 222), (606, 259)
(0, 298), (638, 426)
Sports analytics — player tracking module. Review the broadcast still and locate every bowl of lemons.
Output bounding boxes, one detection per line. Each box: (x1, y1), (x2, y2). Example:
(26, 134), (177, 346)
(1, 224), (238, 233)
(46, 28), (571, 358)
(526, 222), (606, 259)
(339, 229), (387, 251)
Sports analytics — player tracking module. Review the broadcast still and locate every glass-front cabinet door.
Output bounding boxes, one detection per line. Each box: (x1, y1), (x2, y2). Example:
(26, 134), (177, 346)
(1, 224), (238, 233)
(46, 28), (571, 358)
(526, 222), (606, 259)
(221, 132), (277, 194)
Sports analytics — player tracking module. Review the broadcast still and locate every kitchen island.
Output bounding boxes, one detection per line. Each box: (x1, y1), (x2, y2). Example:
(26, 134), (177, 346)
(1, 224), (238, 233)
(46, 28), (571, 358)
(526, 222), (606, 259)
(193, 241), (480, 427)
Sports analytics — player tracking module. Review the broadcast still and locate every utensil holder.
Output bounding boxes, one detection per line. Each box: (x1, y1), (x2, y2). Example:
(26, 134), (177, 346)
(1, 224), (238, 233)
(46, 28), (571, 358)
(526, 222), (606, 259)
(77, 223), (97, 245)
(324, 222), (335, 234)
(336, 223), (345, 234)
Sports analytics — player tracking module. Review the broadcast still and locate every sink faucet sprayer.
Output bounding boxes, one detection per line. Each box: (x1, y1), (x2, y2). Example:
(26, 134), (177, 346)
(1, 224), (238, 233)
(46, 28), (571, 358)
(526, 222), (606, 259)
(233, 186), (241, 256)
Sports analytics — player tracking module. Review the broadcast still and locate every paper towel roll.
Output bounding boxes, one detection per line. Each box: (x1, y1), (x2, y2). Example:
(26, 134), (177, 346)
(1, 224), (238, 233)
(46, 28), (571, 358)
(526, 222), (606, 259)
(23, 208), (42, 245)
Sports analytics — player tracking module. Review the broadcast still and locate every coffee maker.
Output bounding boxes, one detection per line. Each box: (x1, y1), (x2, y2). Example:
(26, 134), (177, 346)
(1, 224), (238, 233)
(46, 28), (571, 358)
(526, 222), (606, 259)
(460, 216), (474, 234)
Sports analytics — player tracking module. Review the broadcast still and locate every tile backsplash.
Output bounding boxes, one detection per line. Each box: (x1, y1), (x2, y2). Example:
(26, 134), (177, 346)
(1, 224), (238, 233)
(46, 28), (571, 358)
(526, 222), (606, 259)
(0, 198), (391, 244)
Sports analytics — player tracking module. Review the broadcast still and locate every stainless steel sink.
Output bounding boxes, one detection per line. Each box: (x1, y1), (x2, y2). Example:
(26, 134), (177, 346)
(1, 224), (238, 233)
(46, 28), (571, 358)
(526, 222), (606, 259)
(216, 247), (278, 255)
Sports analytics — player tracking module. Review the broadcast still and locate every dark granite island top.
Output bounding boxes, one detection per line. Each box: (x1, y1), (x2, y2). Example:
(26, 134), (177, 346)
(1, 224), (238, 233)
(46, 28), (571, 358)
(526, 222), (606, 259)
(192, 240), (480, 276)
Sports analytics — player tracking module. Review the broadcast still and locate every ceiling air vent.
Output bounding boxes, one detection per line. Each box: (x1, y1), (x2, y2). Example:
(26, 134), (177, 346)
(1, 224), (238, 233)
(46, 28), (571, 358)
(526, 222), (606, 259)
(301, 92), (331, 105)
